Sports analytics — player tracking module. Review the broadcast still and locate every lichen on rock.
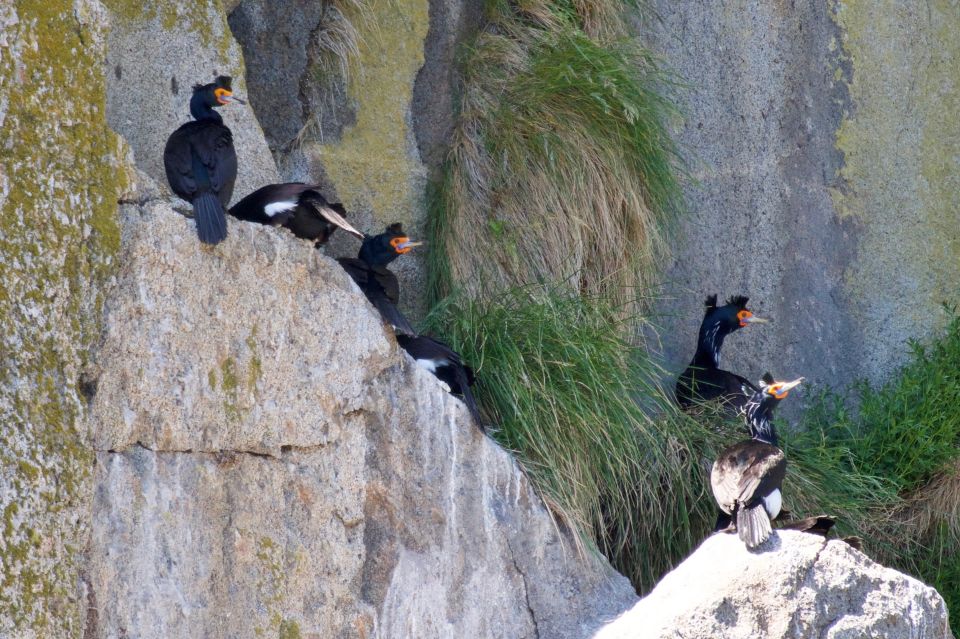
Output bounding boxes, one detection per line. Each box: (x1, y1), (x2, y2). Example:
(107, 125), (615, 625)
(0, 0), (131, 634)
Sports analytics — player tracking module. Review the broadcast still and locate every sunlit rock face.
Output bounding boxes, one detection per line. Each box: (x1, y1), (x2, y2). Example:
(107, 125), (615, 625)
(83, 192), (637, 638)
(594, 531), (952, 639)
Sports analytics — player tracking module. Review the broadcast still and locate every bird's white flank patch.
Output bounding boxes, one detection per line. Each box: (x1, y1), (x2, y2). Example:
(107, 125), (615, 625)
(264, 201), (297, 217)
(763, 489), (782, 519)
(415, 358), (442, 374)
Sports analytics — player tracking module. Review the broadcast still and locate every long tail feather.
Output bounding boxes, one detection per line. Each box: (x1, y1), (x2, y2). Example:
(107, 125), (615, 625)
(778, 515), (836, 537)
(737, 504), (772, 549)
(193, 192), (228, 244)
(453, 365), (483, 431)
(372, 297), (418, 336)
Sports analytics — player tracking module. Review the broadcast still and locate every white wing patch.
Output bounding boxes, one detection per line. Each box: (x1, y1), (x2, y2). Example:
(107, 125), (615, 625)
(264, 201), (297, 217)
(415, 357), (440, 374)
(763, 488), (782, 519)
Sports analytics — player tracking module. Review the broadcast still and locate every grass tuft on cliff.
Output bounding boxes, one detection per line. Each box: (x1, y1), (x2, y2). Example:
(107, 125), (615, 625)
(427, 1), (683, 309)
(425, 285), (725, 589)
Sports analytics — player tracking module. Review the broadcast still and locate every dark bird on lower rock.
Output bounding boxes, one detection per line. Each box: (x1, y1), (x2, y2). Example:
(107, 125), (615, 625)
(396, 334), (482, 430)
(711, 374), (803, 549)
(337, 223), (421, 336)
(676, 294), (769, 411)
(164, 75), (244, 245)
(228, 183), (365, 246)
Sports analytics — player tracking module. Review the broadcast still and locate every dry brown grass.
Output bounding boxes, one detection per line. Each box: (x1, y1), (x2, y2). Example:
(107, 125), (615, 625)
(898, 459), (960, 545)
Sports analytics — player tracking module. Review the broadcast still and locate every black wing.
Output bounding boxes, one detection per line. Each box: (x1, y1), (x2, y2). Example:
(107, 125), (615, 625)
(397, 335), (483, 429)
(229, 183), (314, 224)
(163, 120), (237, 206)
(736, 445), (786, 509)
(677, 365), (756, 410)
(338, 258), (417, 335)
(711, 440), (785, 512)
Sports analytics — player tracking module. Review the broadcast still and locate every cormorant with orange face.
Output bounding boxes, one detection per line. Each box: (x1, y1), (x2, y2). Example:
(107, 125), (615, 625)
(164, 76), (244, 245)
(676, 294), (769, 410)
(711, 374), (803, 549)
(337, 223), (421, 335)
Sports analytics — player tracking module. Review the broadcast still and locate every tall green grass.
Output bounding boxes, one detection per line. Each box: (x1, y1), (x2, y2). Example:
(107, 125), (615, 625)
(429, 286), (960, 617)
(427, 1), (683, 310)
(426, 284), (734, 588)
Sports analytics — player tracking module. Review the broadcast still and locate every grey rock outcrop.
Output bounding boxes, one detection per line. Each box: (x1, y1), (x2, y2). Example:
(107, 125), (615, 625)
(594, 531), (953, 639)
(103, 0), (279, 202)
(85, 196), (637, 638)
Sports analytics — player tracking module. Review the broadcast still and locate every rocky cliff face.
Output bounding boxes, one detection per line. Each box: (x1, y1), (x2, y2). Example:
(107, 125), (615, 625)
(649, 0), (960, 398)
(84, 191), (635, 638)
(1, 1), (957, 637)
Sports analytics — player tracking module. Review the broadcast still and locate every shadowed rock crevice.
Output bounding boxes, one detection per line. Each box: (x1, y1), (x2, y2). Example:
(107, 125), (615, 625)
(411, 0), (485, 174)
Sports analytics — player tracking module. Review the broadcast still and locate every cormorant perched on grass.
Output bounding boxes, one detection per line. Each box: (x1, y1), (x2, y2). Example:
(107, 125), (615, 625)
(229, 183), (365, 245)
(396, 334), (482, 429)
(163, 76), (244, 245)
(676, 294), (768, 410)
(337, 223), (420, 335)
(711, 373), (802, 549)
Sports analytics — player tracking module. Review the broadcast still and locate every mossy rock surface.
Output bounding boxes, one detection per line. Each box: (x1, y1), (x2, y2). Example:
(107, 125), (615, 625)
(0, 1), (130, 634)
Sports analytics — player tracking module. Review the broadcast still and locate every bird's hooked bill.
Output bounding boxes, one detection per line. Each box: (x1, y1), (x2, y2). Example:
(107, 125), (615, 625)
(397, 240), (423, 250)
(743, 315), (770, 324)
(223, 94), (246, 105)
(779, 377), (804, 391)
(319, 206), (365, 240)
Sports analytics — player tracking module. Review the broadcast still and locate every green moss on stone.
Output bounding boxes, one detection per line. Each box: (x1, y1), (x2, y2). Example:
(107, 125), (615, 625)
(279, 618), (302, 639)
(0, 2), (127, 634)
(833, 0), (960, 364)
(312, 0), (429, 229)
(102, 0), (234, 52)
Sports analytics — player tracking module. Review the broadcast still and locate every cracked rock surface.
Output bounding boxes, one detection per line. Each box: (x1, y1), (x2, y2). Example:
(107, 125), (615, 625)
(85, 195), (636, 638)
(592, 530), (952, 639)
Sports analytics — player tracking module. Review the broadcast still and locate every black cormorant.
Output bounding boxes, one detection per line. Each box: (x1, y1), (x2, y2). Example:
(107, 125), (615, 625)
(229, 183), (365, 245)
(396, 334), (482, 429)
(163, 76), (244, 245)
(337, 223), (420, 335)
(711, 374), (802, 549)
(676, 294), (768, 410)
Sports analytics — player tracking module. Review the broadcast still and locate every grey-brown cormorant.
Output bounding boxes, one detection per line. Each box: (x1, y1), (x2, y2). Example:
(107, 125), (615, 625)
(229, 183), (365, 245)
(163, 76), (244, 245)
(396, 334), (482, 429)
(676, 294), (769, 410)
(711, 374), (802, 549)
(337, 223), (420, 335)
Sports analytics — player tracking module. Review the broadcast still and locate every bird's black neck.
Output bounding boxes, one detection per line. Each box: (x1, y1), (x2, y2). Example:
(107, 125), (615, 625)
(693, 319), (726, 368)
(190, 94), (222, 123)
(743, 394), (778, 446)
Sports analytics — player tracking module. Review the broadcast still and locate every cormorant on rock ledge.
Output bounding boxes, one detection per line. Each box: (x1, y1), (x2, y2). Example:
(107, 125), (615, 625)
(337, 223), (420, 336)
(711, 374), (802, 549)
(397, 334), (483, 430)
(163, 75), (244, 245)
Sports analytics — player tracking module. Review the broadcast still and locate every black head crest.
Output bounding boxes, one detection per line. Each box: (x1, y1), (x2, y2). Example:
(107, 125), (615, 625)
(215, 75), (233, 90)
(704, 294), (718, 311)
(727, 295), (749, 309)
(760, 372), (775, 386)
(386, 222), (404, 235)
